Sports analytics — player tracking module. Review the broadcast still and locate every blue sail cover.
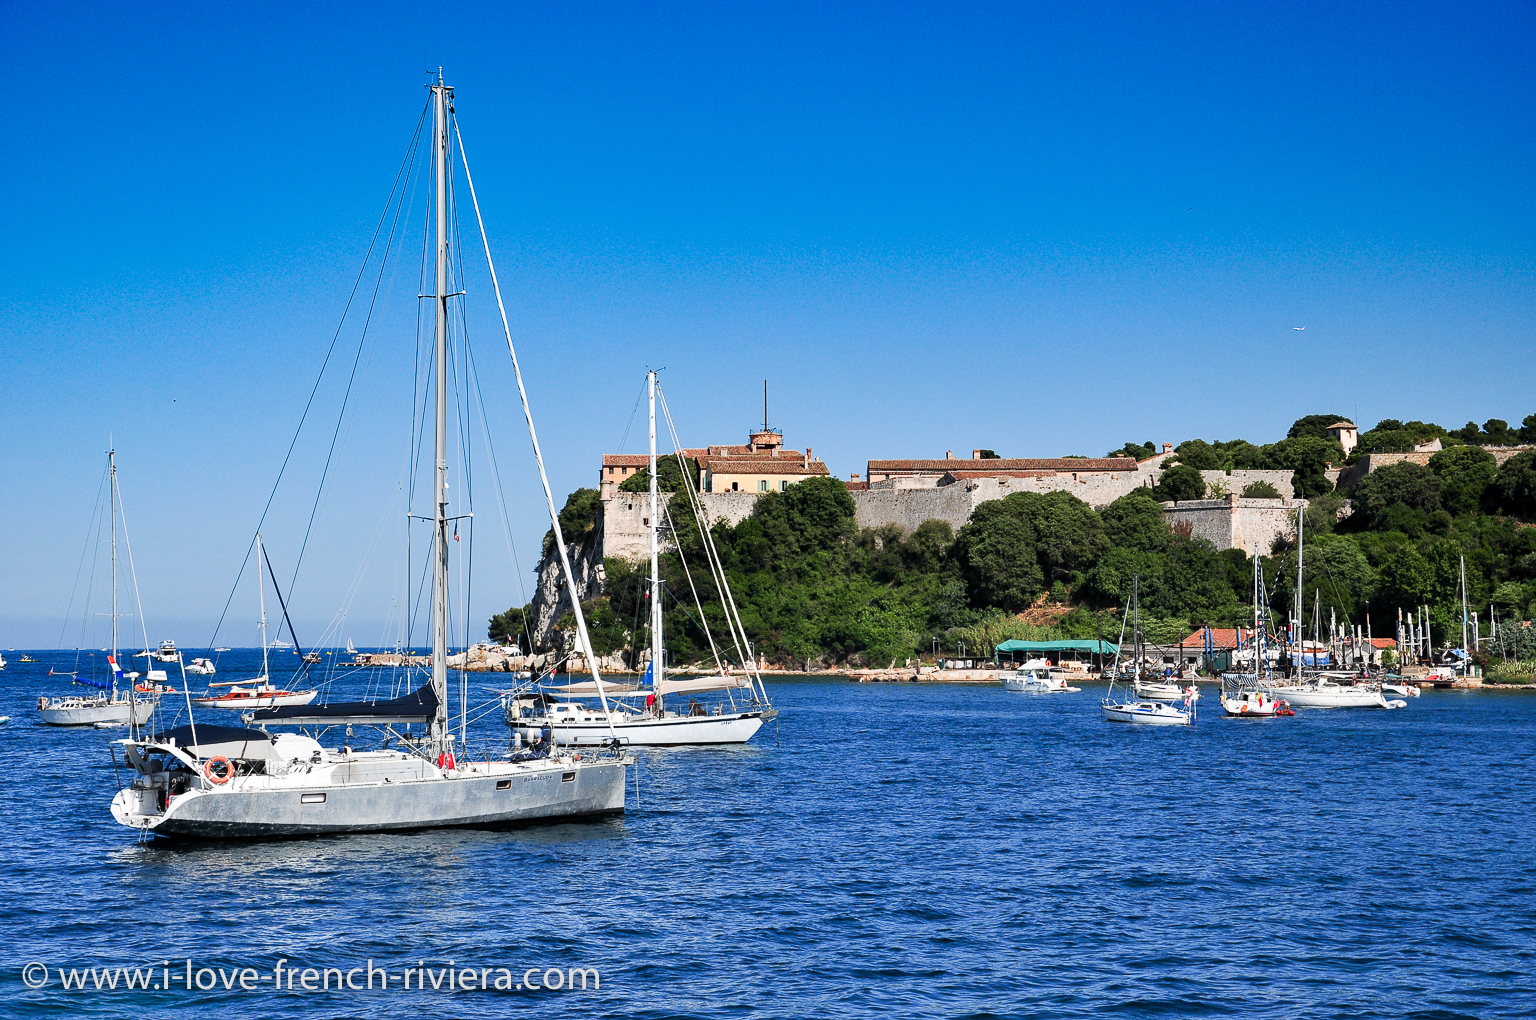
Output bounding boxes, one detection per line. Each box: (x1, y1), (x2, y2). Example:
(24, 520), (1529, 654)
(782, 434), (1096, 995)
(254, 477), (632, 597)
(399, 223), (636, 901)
(73, 677), (113, 690)
(245, 683), (439, 727)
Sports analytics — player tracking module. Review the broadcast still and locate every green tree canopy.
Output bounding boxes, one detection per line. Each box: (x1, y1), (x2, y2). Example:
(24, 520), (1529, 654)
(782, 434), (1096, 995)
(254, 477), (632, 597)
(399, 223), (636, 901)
(618, 454), (699, 494)
(1492, 450), (1536, 521)
(952, 500), (1045, 611)
(544, 487), (602, 555)
(1242, 480), (1281, 498)
(1153, 463), (1205, 502)
(1173, 439), (1222, 470)
(1428, 445), (1497, 516)
(1350, 462), (1443, 530)
(1107, 441), (1157, 460)
(1288, 414), (1351, 441)
(1101, 490), (1172, 553)
(487, 603), (531, 645)
(997, 491), (1108, 582)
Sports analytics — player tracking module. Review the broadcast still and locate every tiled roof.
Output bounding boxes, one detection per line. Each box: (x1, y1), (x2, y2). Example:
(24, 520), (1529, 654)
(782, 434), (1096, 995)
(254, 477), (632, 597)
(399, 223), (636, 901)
(939, 470), (1099, 481)
(703, 457), (829, 476)
(1176, 628), (1247, 649)
(1370, 638), (1397, 648)
(867, 457), (1139, 473)
(1326, 422), (1356, 430)
(602, 454), (650, 468)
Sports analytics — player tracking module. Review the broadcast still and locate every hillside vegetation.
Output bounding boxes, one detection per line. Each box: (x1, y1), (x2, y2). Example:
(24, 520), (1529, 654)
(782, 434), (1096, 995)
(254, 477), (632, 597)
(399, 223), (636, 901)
(496, 413), (1536, 668)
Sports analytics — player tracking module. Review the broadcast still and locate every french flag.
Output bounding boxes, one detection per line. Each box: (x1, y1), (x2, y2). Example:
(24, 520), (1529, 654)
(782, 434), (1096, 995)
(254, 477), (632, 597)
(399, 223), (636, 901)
(108, 656), (124, 680)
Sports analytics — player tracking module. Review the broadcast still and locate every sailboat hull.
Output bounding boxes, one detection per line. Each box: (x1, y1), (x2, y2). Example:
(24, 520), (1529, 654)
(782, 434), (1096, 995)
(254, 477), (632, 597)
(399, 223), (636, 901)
(111, 758), (627, 839)
(1263, 685), (1389, 708)
(39, 698), (155, 727)
(525, 710), (771, 747)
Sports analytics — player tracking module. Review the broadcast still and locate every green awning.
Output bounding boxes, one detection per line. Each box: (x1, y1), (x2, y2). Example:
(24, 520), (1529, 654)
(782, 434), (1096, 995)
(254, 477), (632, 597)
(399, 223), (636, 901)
(994, 639), (1119, 654)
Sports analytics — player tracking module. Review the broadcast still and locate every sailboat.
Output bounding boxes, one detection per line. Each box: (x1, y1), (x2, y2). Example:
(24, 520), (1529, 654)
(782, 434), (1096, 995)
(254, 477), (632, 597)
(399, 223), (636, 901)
(38, 450), (158, 727)
(1221, 559), (1293, 717)
(110, 72), (629, 838)
(1101, 576), (1193, 725)
(191, 536), (318, 710)
(1262, 505), (1403, 709)
(511, 371), (778, 746)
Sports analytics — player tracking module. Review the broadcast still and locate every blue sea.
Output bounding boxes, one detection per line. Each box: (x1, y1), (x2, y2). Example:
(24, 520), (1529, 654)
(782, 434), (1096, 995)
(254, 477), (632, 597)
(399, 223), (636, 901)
(1, 648), (1533, 1018)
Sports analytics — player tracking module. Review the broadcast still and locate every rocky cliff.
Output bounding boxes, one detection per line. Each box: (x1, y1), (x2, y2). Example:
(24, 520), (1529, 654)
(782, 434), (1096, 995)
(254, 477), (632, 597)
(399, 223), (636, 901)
(526, 510), (607, 654)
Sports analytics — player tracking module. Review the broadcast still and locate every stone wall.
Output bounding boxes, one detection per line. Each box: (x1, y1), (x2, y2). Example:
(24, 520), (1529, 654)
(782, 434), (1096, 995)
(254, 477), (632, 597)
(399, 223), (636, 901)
(852, 484), (977, 532)
(601, 491), (759, 562)
(1200, 470), (1294, 499)
(1163, 496), (1305, 556)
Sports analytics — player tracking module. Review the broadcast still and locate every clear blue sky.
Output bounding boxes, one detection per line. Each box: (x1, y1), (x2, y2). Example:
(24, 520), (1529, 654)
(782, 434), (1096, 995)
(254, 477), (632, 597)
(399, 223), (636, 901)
(2, 1), (1532, 648)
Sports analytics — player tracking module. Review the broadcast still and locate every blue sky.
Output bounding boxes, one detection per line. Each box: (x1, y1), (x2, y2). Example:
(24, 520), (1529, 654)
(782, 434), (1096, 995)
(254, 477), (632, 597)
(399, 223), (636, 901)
(2, 1), (1532, 648)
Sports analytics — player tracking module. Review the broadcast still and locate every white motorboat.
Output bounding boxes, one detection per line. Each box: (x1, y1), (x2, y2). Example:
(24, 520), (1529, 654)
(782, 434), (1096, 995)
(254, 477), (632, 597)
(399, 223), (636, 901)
(185, 657), (217, 675)
(1221, 689), (1293, 717)
(1381, 681), (1421, 698)
(1004, 660), (1081, 693)
(0, 651), (6, 670)
(510, 370), (776, 747)
(1100, 577), (1192, 726)
(112, 73), (630, 838)
(1134, 678), (1199, 702)
(152, 639), (179, 662)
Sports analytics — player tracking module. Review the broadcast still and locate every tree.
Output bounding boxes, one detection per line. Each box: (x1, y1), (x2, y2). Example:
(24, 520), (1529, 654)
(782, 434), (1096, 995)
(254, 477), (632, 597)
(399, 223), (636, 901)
(976, 449), (1000, 459)
(1374, 545), (1435, 609)
(1263, 436), (1339, 498)
(1520, 414), (1536, 445)
(1242, 480), (1281, 498)
(1288, 414), (1350, 441)
(487, 603), (530, 645)
(952, 501), (1044, 610)
(1350, 462), (1443, 530)
(544, 487), (602, 554)
(752, 476), (857, 556)
(1492, 450), (1536, 521)
(618, 454), (699, 494)
(1153, 463), (1205, 502)
(1101, 490), (1172, 553)
(1173, 439), (1222, 470)
(1107, 441), (1157, 460)
(998, 491), (1108, 581)
(1428, 445), (1497, 516)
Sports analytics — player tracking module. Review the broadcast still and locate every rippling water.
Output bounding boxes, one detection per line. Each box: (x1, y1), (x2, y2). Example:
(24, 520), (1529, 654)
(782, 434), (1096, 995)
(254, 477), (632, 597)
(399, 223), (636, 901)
(2, 649), (1533, 1017)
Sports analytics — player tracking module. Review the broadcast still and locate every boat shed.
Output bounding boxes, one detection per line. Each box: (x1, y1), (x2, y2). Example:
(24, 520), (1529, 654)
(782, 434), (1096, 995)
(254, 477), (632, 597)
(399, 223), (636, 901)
(994, 639), (1118, 667)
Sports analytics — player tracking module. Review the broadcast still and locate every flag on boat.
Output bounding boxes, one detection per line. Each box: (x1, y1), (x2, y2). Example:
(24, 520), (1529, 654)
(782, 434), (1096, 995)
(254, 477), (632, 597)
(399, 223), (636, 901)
(641, 661), (654, 687)
(108, 656), (123, 680)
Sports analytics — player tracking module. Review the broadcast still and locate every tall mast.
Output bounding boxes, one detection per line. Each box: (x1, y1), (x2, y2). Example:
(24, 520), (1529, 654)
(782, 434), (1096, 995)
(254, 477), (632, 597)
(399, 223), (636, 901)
(649, 370), (663, 705)
(257, 534), (269, 679)
(1294, 502), (1304, 673)
(109, 449), (118, 690)
(430, 70), (451, 751)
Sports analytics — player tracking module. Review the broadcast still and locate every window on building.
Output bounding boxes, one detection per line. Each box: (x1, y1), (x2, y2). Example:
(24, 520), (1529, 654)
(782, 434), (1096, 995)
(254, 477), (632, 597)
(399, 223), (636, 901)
(780, 480), (789, 491)
(758, 480), (768, 492)
(731, 482), (738, 491)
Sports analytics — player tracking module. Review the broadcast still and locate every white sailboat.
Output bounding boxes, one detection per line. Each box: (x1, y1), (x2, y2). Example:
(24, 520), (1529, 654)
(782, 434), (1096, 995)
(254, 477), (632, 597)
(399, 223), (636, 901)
(110, 71), (629, 837)
(511, 371), (777, 746)
(1101, 576), (1193, 725)
(1221, 558), (1293, 717)
(1261, 506), (1404, 709)
(191, 535), (318, 711)
(39, 450), (158, 728)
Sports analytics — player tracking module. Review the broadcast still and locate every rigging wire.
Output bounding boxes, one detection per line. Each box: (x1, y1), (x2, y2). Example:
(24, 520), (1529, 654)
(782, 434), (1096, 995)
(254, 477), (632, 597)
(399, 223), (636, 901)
(204, 99), (431, 654)
(57, 461), (110, 650)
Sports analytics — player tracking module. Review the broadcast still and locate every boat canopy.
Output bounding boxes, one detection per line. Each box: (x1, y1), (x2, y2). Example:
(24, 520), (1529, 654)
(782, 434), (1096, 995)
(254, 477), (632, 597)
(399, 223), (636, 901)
(995, 639), (1119, 654)
(245, 683), (438, 726)
(156, 723), (273, 757)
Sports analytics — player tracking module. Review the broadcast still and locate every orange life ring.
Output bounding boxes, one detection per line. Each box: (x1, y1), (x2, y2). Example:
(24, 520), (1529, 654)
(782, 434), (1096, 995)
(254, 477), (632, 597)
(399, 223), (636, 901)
(203, 756), (233, 785)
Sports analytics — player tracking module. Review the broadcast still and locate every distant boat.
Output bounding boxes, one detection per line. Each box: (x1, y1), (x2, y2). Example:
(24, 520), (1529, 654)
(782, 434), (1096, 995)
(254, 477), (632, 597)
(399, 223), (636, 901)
(185, 657), (216, 675)
(152, 640), (179, 662)
(1003, 659), (1080, 693)
(269, 639), (293, 649)
(346, 638), (357, 655)
(214, 648), (231, 653)
(0, 651), (6, 669)
(1101, 576), (1193, 726)
(19, 655), (39, 663)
